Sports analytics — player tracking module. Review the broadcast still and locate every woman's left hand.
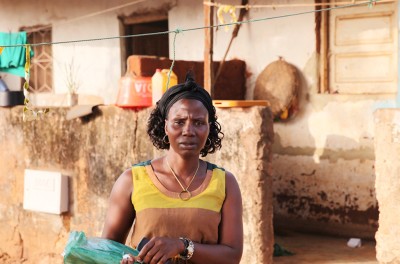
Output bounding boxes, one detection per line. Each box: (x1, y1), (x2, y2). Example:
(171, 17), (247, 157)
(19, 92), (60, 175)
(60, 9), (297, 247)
(120, 253), (136, 264)
(137, 237), (184, 264)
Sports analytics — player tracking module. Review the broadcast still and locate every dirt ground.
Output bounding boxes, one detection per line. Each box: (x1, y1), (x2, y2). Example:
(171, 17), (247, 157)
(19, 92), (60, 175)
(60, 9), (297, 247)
(274, 231), (377, 264)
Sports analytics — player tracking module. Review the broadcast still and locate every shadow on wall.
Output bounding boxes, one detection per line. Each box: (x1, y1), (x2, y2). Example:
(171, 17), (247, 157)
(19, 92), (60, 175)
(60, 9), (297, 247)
(273, 133), (378, 239)
(271, 69), (378, 239)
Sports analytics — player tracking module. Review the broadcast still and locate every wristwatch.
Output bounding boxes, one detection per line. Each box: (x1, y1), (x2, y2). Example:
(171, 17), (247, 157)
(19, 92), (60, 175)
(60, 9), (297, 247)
(179, 237), (194, 260)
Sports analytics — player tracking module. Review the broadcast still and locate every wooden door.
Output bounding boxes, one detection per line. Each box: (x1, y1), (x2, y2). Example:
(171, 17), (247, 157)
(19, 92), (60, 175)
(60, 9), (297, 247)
(329, 2), (397, 94)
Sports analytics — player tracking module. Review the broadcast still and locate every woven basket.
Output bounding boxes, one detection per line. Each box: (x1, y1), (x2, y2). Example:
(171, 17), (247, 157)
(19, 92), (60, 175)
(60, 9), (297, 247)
(254, 58), (299, 119)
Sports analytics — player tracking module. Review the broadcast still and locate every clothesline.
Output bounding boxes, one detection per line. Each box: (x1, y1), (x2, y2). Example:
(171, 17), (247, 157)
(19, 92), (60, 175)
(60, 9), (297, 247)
(0, 0), (381, 48)
(23, 0), (148, 33)
(204, 0), (395, 9)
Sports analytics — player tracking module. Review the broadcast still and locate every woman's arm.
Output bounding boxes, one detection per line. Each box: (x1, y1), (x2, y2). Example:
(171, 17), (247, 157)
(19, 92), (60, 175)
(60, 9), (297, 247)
(189, 171), (243, 264)
(101, 169), (136, 244)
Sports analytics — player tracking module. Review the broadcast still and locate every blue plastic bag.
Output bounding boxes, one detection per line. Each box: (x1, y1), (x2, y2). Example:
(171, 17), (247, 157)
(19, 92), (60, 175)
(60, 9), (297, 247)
(63, 231), (139, 264)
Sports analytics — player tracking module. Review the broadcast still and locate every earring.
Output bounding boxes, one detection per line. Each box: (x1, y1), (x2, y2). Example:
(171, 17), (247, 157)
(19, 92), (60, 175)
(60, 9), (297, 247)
(163, 135), (169, 144)
(205, 138), (212, 147)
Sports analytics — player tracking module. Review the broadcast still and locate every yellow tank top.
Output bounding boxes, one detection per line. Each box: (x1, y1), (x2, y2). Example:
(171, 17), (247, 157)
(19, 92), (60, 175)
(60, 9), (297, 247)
(130, 160), (226, 250)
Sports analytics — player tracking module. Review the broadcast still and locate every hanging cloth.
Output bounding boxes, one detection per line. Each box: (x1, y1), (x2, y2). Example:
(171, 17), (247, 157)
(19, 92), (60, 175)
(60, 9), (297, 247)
(0, 32), (34, 77)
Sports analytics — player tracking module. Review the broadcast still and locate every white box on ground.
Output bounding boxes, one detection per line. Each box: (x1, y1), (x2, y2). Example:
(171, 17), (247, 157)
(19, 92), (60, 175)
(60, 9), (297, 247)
(347, 238), (362, 248)
(23, 169), (69, 214)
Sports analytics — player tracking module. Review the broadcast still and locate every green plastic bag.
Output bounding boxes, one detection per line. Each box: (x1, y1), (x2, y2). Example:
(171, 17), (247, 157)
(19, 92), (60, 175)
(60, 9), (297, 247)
(63, 231), (139, 264)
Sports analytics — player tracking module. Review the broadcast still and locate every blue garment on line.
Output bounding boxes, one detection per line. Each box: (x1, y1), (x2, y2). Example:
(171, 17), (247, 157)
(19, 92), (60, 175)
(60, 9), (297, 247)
(0, 32), (34, 77)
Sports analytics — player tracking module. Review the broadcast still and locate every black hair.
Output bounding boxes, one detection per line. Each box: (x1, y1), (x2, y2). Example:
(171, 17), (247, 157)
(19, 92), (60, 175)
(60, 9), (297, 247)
(147, 73), (223, 157)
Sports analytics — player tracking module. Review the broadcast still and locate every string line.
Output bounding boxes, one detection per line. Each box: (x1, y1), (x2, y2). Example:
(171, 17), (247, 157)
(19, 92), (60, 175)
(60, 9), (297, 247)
(166, 29), (181, 89)
(0, 0), (380, 48)
(204, 0), (393, 8)
(23, 0), (149, 33)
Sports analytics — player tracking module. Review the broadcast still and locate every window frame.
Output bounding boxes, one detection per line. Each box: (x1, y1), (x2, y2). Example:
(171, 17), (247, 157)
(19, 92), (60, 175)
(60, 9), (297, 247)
(118, 12), (169, 75)
(20, 25), (53, 93)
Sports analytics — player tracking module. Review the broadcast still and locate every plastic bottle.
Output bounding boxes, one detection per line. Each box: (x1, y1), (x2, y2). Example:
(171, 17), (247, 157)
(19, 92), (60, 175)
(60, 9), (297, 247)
(152, 69), (177, 105)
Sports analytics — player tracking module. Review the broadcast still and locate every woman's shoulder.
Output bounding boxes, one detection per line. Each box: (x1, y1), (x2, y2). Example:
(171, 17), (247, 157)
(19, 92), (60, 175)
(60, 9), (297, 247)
(206, 161), (225, 171)
(207, 163), (239, 190)
(224, 170), (238, 184)
(132, 160), (152, 167)
(118, 159), (150, 182)
(223, 170), (242, 200)
(130, 160), (152, 176)
(118, 167), (133, 182)
(111, 168), (134, 194)
(206, 162), (238, 185)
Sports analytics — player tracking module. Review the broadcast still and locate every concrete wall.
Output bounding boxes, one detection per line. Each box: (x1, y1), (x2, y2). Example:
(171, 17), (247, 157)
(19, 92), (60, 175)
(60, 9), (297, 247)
(0, 105), (274, 264)
(272, 95), (383, 238)
(374, 109), (400, 263)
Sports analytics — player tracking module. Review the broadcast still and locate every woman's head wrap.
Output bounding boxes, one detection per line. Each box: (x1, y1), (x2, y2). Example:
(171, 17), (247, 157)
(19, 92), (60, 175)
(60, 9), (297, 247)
(157, 74), (215, 121)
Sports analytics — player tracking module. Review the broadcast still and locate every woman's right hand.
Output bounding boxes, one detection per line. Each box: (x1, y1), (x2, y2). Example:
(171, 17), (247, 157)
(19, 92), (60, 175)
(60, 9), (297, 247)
(136, 237), (184, 264)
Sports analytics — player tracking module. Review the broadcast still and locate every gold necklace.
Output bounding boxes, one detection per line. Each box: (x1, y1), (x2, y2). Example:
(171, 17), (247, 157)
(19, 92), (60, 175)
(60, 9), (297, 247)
(166, 158), (200, 201)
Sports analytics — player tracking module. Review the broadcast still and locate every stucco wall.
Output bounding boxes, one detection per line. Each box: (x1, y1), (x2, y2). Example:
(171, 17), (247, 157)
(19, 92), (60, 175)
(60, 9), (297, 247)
(374, 109), (400, 263)
(272, 95), (385, 238)
(0, 105), (273, 264)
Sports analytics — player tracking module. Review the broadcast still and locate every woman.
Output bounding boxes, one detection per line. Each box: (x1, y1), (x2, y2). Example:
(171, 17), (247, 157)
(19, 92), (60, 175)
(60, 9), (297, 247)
(102, 75), (243, 264)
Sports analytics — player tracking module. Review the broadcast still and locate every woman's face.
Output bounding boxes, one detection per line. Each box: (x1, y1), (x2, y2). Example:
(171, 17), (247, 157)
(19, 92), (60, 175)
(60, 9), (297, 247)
(165, 99), (210, 157)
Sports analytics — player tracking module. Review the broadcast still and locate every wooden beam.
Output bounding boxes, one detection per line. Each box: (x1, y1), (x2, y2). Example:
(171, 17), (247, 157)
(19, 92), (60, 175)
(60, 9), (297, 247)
(118, 17), (127, 76)
(214, 0), (248, 89)
(204, 0), (214, 96)
(121, 13), (168, 25)
(320, 0), (329, 93)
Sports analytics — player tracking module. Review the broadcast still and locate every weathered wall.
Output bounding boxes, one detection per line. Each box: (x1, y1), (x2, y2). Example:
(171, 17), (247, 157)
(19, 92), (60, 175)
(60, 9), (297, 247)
(0, 105), (273, 264)
(272, 95), (382, 238)
(374, 109), (400, 263)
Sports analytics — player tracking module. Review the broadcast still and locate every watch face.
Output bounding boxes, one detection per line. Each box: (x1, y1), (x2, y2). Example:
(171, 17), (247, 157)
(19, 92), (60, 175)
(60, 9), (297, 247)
(187, 241), (194, 254)
(188, 246), (194, 254)
(179, 238), (194, 260)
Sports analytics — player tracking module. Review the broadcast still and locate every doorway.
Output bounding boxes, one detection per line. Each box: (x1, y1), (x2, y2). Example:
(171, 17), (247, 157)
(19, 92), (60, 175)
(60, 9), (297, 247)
(120, 14), (169, 73)
(125, 20), (169, 57)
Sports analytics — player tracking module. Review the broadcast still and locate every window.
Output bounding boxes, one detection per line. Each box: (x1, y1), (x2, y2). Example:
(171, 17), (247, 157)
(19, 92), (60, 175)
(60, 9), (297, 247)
(20, 25), (53, 93)
(125, 20), (169, 57)
(319, 1), (397, 94)
(119, 13), (169, 73)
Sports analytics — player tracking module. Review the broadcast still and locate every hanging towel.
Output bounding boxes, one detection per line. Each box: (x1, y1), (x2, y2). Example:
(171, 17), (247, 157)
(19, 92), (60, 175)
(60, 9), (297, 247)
(0, 32), (34, 77)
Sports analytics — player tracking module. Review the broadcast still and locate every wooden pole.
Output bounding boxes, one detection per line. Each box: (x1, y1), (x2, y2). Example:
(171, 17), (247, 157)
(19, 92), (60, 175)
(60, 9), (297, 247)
(213, 0), (248, 89)
(204, 0), (214, 97)
(320, 0), (329, 93)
